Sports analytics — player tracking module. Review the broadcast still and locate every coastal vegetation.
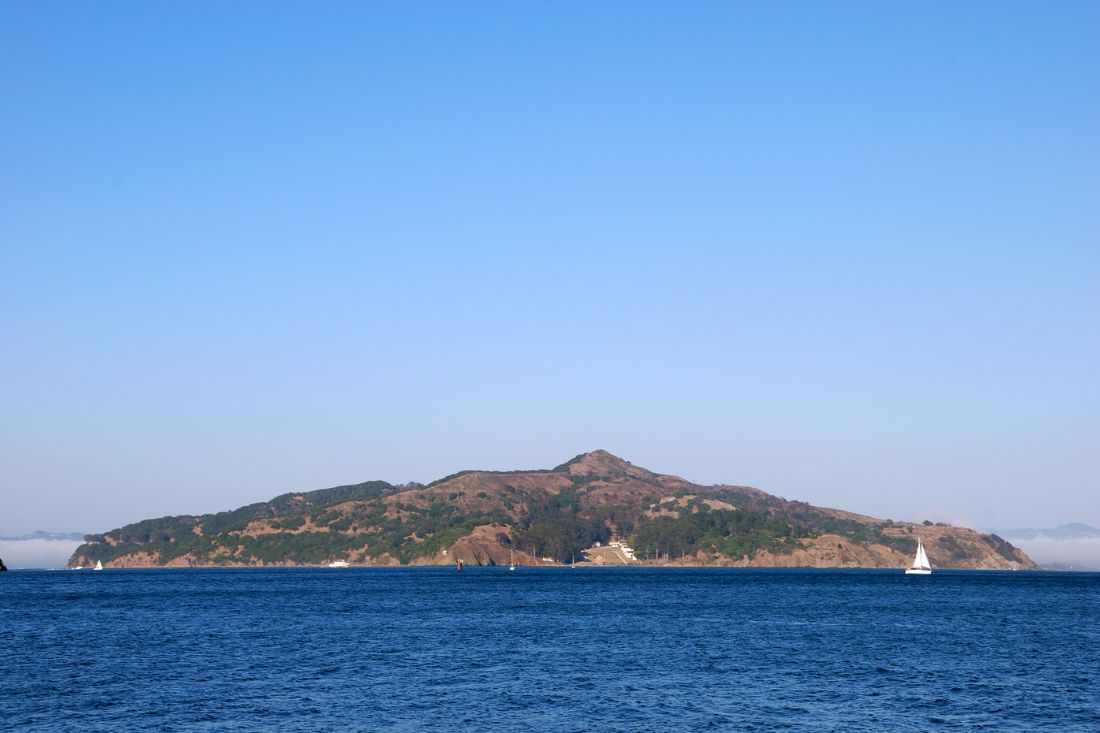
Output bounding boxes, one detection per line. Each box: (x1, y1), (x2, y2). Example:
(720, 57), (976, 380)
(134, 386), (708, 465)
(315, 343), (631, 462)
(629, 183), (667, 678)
(631, 509), (800, 560)
(69, 451), (1036, 570)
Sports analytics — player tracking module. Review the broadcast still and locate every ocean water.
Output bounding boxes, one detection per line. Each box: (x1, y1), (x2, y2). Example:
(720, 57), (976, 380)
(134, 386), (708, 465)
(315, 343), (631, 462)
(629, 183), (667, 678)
(1, 568), (1097, 732)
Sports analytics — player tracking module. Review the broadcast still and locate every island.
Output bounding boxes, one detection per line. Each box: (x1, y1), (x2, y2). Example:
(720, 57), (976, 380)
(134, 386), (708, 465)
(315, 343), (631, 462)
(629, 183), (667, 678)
(68, 450), (1036, 570)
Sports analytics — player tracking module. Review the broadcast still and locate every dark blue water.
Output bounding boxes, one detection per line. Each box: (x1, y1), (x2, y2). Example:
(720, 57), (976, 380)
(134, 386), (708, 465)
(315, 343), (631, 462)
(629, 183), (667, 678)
(2, 568), (1097, 732)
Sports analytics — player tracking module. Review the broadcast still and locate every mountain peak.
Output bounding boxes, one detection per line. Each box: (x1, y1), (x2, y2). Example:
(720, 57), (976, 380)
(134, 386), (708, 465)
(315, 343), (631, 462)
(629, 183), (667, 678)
(554, 449), (654, 478)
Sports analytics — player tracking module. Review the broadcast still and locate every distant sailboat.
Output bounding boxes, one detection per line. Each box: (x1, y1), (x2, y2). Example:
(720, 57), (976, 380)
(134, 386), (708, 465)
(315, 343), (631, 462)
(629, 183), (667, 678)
(93, 561), (104, 571)
(571, 554), (576, 569)
(905, 538), (932, 575)
(509, 550), (516, 571)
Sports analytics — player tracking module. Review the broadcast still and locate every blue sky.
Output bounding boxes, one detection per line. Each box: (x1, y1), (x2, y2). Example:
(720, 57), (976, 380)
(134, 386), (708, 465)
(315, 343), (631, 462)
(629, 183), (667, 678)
(2, 1), (1097, 535)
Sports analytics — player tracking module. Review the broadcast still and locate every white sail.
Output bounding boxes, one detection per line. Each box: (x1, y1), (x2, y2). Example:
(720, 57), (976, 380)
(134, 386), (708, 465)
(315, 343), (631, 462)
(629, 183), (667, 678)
(905, 538), (932, 574)
(909, 539), (931, 571)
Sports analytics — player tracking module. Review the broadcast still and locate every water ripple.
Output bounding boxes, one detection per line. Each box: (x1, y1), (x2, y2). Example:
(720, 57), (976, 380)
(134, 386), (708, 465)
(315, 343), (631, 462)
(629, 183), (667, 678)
(1, 568), (1097, 731)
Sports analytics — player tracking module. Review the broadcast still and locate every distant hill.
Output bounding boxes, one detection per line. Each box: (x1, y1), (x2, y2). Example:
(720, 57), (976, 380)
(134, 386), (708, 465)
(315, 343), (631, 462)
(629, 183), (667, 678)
(992, 524), (1100, 542)
(0, 530), (87, 542)
(990, 524), (1100, 571)
(68, 450), (1037, 570)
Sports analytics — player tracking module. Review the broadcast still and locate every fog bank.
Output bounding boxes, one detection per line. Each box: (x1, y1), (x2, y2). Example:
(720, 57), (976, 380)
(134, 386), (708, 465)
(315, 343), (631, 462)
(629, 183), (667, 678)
(0, 539), (83, 569)
(1009, 536), (1100, 571)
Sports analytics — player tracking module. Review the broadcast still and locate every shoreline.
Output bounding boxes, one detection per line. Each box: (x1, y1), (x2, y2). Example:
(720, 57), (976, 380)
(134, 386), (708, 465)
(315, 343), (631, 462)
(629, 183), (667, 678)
(50, 563), (1054, 572)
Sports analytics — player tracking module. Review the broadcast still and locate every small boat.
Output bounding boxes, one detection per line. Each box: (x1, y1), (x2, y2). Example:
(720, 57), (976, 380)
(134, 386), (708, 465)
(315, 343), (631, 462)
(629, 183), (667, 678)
(93, 561), (104, 571)
(327, 560), (350, 568)
(571, 554), (576, 569)
(508, 550), (516, 572)
(905, 538), (932, 575)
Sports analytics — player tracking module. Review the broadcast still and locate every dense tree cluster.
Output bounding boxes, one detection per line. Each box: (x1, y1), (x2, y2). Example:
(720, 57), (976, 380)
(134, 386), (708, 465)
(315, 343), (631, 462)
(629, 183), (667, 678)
(631, 508), (802, 560)
(517, 513), (610, 562)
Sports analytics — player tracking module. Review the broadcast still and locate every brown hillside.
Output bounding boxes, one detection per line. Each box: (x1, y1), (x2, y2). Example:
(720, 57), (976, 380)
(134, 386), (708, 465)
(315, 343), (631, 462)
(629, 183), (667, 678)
(68, 450), (1037, 570)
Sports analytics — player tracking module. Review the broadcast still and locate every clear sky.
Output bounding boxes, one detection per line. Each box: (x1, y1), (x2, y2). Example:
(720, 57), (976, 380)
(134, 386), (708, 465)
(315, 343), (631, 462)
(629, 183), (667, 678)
(2, 1), (1097, 536)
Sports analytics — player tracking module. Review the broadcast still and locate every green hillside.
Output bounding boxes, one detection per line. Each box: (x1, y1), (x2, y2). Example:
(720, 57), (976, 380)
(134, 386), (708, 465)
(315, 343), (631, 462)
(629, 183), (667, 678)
(68, 451), (1036, 570)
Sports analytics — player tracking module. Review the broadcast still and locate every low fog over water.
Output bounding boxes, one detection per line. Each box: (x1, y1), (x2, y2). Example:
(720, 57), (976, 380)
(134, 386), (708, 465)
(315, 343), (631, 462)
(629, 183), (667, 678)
(0, 538), (83, 569)
(1003, 535), (1100, 570)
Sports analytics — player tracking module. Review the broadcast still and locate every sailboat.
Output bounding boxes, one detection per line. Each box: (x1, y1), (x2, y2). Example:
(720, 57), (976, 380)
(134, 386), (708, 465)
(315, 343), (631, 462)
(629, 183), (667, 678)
(93, 560), (104, 571)
(508, 549), (516, 571)
(570, 554), (576, 569)
(905, 538), (932, 575)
